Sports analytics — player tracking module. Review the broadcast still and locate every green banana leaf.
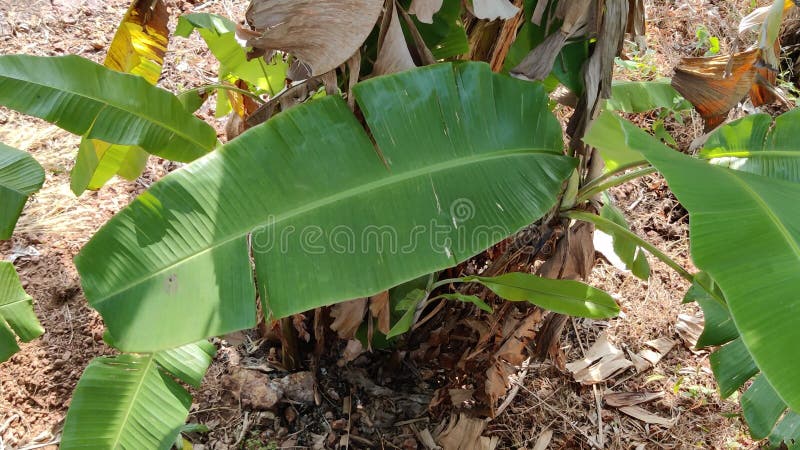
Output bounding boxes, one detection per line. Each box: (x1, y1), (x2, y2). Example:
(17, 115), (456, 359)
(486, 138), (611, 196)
(700, 110), (800, 183)
(685, 274), (797, 445)
(585, 110), (800, 413)
(464, 273), (620, 319)
(0, 142), (44, 240)
(0, 261), (44, 362)
(605, 80), (692, 113)
(61, 340), (216, 450)
(398, 0), (469, 60)
(0, 55), (217, 163)
(75, 62), (576, 352)
(599, 196), (650, 280)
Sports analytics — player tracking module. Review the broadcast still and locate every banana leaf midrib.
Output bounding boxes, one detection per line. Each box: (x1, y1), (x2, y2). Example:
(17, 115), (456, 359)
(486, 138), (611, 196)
(702, 150), (800, 158)
(108, 355), (157, 449)
(0, 296), (33, 311)
(0, 56), (211, 151)
(86, 146), (567, 306)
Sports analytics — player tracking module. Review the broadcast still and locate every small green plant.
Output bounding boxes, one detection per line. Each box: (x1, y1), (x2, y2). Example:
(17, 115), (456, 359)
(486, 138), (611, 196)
(695, 25), (721, 56)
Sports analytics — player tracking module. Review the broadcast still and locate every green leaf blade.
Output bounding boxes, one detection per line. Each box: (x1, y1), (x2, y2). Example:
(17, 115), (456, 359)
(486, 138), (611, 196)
(467, 272), (620, 319)
(0, 142), (44, 239)
(0, 55), (217, 163)
(76, 62), (575, 352)
(701, 110), (800, 184)
(0, 261), (43, 362)
(61, 353), (193, 450)
(742, 375), (788, 439)
(586, 111), (800, 411)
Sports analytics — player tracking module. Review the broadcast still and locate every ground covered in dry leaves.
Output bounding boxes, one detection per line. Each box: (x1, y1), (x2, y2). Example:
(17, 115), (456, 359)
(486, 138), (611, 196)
(0, 0), (777, 448)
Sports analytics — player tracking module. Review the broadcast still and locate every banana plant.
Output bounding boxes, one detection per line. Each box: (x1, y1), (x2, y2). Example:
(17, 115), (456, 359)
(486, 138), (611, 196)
(583, 110), (800, 446)
(74, 62), (581, 352)
(0, 143), (45, 362)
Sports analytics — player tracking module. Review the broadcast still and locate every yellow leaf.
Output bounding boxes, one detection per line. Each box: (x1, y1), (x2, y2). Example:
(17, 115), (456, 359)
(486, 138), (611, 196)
(105, 0), (169, 84)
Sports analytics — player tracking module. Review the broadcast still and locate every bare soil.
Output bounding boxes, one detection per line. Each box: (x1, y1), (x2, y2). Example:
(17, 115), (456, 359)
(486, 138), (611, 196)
(0, 0), (773, 449)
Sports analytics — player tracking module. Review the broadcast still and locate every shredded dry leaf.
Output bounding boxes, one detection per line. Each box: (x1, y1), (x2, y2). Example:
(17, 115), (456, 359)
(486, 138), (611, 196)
(245, 0), (383, 76)
(672, 49), (761, 131)
(566, 332), (633, 384)
(604, 391), (664, 408)
(618, 405), (676, 427)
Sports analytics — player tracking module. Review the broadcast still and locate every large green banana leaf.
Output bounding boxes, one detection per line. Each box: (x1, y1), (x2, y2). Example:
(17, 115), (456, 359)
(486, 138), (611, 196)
(0, 261), (44, 362)
(0, 55), (217, 163)
(75, 62), (576, 352)
(688, 278), (798, 445)
(700, 109), (800, 183)
(61, 340), (216, 450)
(0, 142), (44, 240)
(585, 110), (800, 413)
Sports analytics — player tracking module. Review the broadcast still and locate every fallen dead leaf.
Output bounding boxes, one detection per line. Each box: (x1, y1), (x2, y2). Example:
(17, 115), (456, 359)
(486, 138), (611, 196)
(340, 339), (365, 364)
(245, 0), (383, 76)
(436, 413), (499, 450)
(604, 391), (664, 408)
(566, 332), (633, 384)
(485, 309), (543, 406)
(532, 428), (553, 450)
(369, 291), (392, 339)
(676, 313), (704, 349)
(619, 405), (676, 427)
(330, 298), (368, 339)
(638, 337), (676, 366)
(448, 388), (475, 406)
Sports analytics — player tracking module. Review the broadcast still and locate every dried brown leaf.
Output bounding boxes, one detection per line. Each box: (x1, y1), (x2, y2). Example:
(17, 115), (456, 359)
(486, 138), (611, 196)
(538, 221), (595, 281)
(638, 337), (676, 366)
(436, 413), (499, 450)
(676, 313), (704, 349)
(532, 429), (553, 450)
(330, 298), (367, 339)
(604, 391), (664, 408)
(566, 333), (633, 384)
(245, 0), (383, 76)
(672, 49), (760, 131)
(618, 406), (676, 427)
(485, 309), (542, 406)
(369, 290), (392, 335)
